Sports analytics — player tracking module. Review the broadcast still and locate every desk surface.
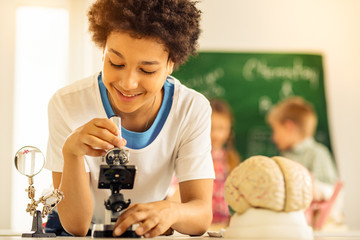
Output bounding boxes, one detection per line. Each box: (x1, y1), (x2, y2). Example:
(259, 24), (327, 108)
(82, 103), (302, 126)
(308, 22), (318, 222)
(1, 232), (360, 240)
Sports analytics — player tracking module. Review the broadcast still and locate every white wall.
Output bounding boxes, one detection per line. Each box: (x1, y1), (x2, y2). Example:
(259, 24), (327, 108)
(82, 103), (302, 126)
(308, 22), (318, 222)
(0, 0), (91, 230)
(0, 0), (16, 230)
(197, 0), (360, 230)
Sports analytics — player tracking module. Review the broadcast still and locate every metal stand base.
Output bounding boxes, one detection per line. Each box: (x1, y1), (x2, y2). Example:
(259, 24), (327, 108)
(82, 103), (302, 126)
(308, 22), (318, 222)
(22, 210), (56, 238)
(22, 232), (56, 238)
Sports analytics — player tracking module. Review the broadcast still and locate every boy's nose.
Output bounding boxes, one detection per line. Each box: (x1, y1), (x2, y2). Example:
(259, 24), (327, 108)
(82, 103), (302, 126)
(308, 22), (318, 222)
(120, 70), (139, 90)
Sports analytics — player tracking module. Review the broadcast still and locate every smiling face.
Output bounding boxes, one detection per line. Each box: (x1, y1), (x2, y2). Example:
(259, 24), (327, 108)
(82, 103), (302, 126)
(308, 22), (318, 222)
(102, 31), (174, 127)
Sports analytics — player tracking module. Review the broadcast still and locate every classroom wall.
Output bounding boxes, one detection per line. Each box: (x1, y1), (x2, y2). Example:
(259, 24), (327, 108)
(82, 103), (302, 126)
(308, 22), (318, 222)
(0, 0), (90, 230)
(0, 0), (359, 231)
(0, 0), (15, 230)
(196, 0), (360, 229)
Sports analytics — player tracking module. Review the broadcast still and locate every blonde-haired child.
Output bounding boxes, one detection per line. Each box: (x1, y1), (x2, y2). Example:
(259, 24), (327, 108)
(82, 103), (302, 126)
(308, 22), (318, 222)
(266, 96), (338, 201)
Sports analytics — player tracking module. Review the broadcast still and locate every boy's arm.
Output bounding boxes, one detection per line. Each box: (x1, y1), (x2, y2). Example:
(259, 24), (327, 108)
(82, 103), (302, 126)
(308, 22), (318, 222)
(172, 178), (213, 234)
(113, 179), (213, 237)
(51, 118), (125, 236)
(52, 156), (93, 236)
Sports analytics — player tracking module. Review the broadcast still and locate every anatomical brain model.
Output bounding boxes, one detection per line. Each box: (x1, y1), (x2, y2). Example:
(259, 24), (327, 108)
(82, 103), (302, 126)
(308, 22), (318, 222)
(224, 156), (314, 239)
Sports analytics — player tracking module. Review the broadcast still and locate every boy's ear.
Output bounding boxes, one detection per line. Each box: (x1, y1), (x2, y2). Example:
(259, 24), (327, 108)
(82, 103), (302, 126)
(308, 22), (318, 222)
(167, 60), (175, 75)
(283, 119), (297, 131)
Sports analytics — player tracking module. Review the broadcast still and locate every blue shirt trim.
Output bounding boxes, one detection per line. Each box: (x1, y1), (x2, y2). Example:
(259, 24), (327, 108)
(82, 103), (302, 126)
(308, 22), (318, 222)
(98, 73), (174, 149)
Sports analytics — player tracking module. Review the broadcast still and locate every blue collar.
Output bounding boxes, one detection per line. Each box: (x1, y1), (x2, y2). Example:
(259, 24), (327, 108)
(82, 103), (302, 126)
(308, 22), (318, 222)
(98, 73), (174, 149)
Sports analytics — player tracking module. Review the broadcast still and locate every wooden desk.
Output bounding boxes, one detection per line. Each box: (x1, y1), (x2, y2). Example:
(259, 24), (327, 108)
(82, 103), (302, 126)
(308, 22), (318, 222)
(0, 231), (360, 240)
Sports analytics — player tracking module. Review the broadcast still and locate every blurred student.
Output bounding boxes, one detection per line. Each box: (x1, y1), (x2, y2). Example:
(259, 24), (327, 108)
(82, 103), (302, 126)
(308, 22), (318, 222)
(266, 96), (338, 201)
(210, 99), (241, 227)
(168, 98), (241, 228)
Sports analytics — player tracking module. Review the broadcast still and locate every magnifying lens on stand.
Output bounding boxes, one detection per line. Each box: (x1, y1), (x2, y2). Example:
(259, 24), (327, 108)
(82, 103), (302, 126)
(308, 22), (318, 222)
(14, 146), (64, 238)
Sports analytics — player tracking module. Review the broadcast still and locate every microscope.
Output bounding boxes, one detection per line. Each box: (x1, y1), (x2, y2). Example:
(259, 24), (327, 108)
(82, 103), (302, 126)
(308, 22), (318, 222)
(92, 116), (140, 238)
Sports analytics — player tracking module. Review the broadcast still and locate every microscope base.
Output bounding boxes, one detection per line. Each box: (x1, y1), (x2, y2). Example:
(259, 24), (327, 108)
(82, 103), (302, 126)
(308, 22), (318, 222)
(92, 224), (140, 238)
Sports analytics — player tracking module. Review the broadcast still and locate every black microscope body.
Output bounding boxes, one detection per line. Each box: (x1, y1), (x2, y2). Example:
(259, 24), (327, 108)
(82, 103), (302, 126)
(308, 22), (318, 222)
(92, 147), (140, 238)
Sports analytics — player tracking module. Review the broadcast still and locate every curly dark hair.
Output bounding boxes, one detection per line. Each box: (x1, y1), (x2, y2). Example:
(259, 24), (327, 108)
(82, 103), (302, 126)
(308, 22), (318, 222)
(87, 0), (201, 68)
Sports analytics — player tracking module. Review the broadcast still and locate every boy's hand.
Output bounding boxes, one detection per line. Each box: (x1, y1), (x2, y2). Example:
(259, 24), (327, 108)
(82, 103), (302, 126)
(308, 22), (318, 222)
(63, 118), (127, 158)
(113, 201), (177, 238)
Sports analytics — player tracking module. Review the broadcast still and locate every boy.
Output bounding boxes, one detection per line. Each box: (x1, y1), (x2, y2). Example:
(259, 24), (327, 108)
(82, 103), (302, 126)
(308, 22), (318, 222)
(266, 96), (338, 201)
(45, 0), (214, 237)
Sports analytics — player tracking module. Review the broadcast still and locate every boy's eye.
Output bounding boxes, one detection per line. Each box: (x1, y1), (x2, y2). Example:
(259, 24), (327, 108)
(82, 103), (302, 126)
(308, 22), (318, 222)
(141, 69), (156, 75)
(109, 60), (124, 68)
(109, 59), (156, 74)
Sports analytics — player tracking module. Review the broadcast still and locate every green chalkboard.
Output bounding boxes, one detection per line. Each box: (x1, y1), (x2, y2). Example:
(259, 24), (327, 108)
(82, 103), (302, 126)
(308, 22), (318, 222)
(173, 52), (331, 159)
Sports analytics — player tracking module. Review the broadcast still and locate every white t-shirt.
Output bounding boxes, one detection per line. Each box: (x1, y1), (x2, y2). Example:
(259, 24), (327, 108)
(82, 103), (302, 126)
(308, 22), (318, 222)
(45, 73), (215, 223)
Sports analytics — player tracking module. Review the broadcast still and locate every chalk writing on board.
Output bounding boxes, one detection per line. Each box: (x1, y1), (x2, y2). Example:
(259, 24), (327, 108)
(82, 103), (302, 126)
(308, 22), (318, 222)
(259, 80), (295, 114)
(259, 96), (272, 114)
(279, 81), (295, 99)
(243, 58), (319, 89)
(181, 68), (225, 98)
(247, 127), (278, 157)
